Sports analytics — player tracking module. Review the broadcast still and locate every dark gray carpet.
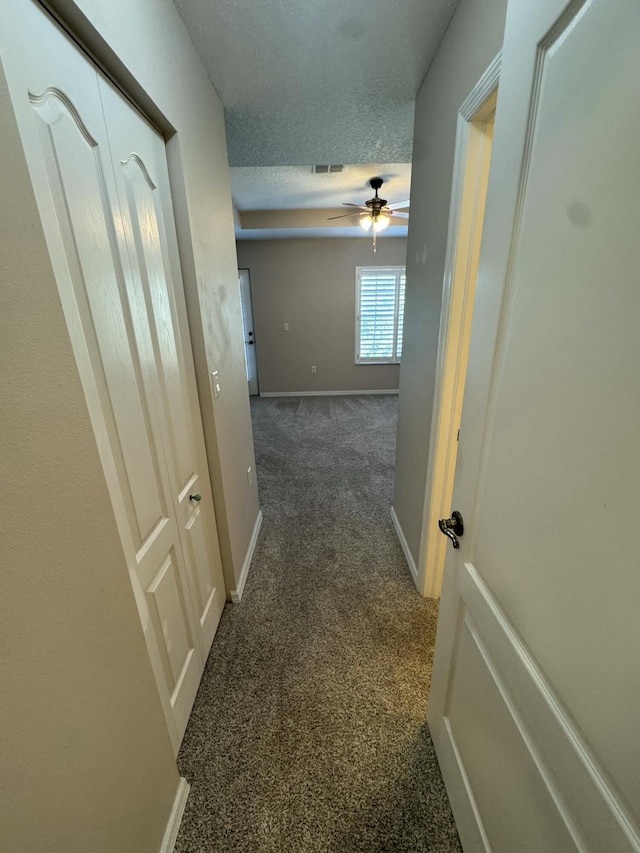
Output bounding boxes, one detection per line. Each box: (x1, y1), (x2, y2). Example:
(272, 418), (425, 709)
(176, 395), (462, 852)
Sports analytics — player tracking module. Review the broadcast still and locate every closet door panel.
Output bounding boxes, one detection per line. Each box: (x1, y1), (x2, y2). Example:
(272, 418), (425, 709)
(29, 90), (165, 551)
(118, 152), (194, 490)
(98, 76), (226, 658)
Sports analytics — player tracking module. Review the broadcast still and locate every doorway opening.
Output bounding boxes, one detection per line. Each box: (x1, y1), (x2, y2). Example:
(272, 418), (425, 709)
(238, 268), (260, 396)
(418, 66), (499, 599)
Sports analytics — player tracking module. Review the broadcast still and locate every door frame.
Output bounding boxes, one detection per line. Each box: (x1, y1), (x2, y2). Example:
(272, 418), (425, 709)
(417, 54), (501, 598)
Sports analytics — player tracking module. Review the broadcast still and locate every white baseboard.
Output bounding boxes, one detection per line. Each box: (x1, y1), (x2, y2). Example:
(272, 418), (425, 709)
(159, 777), (190, 853)
(260, 389), (399, 397)
(391, 506), (419, 589)
(230, 510), (263, 603)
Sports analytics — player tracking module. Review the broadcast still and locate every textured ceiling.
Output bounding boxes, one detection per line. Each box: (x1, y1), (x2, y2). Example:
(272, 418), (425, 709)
(232, 165), (411, 211)
(172, 0), (459, 238)
(172, 0), (459, 167)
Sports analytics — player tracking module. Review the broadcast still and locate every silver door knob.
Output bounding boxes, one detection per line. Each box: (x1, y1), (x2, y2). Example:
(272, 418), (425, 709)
(438, 510), (464, 549)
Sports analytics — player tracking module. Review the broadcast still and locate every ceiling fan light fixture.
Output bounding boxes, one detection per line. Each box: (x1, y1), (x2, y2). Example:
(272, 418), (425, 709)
(373, 214), (390, 233)
(360, 213), (390, 232)
(332, 178), (408, 249)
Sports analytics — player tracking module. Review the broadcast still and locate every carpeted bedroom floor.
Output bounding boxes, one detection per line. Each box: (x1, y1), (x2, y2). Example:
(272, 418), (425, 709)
(175, 394), (461, 852)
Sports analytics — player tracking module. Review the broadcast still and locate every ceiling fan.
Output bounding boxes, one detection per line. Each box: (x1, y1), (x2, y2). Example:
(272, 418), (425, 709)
(328, 176), (410, 252)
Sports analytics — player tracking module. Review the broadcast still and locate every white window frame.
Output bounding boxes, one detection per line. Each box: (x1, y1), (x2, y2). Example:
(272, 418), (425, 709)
(355, 266), (406, 365)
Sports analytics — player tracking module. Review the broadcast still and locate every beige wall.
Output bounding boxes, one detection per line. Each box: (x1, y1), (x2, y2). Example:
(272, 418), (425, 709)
(0, 0), (263, 846)
(393, 0), (508, 569)
(49, 0), (260, 592)
(236, 238), (407, 393)
(0, 64), (178, 853)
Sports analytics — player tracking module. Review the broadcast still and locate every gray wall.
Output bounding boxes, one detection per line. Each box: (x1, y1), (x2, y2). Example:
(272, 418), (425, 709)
(236, 238), (407, 393)
(393, 0), (508, 570)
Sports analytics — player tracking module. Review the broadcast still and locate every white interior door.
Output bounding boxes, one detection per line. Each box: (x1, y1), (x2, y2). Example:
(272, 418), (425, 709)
(238, 269), (259, 395)
(0, 1), (225, 754)
(428, 0), (640, 850)
(97, 76), (226, 659)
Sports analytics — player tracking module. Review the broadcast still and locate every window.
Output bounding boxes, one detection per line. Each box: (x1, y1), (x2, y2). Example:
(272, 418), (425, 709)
(355, 266), (406, 364)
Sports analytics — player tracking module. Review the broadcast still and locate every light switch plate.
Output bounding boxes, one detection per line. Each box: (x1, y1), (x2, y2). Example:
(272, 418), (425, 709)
(212, 370), (221, 400)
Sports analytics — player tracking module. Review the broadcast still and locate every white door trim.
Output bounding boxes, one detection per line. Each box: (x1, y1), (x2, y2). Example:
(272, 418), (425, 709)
(417, 53), (501, 598)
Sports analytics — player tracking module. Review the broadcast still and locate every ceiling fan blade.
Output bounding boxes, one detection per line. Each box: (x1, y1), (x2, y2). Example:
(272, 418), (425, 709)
(342, 203), (370, 210)
(327, 211), (362, 221)
(389, 212), (409, 220)
(388, 200), (410, 210)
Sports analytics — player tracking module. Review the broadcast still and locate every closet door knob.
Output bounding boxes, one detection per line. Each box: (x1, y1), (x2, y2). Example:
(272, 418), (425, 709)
(189, 493), (202, 502)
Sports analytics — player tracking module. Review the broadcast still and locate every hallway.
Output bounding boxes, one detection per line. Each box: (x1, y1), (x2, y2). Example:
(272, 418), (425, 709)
(175, 395), (461, 852)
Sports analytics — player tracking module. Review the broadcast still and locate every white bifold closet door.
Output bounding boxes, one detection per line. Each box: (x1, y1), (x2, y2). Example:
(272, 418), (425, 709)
(0, 1), (225, 754)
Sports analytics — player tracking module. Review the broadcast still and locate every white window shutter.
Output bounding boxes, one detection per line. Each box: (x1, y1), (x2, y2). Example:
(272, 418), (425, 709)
(356, 267), (406, 364)
(396, 272), (406, 360)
